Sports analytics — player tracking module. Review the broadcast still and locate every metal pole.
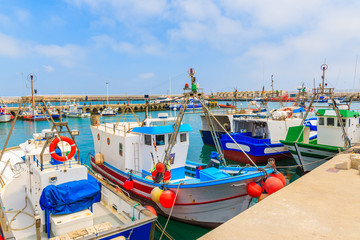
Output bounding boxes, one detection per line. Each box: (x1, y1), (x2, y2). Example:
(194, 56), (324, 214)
(31, 75), (35, 117)
(106, 82), (109, 105)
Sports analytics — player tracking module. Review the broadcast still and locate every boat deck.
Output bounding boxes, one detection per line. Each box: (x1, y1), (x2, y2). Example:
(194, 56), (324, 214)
(200, 152), (360, 240)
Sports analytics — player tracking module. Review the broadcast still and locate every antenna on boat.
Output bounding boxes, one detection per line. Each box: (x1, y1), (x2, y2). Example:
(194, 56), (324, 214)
(301, 64), (351, 148)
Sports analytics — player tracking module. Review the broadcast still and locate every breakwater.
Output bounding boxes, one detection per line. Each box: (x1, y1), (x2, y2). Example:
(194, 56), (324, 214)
(5, 96), (218, 115)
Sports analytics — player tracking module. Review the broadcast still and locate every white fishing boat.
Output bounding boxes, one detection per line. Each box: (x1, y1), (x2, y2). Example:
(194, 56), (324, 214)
(150, 96), (173, 104)
(0, 117), (156, 239)
(0, 100), (12, 123)
(281, 64), (359, 172)
(101, 107), (117, 116)
(89, 69), (274, 228)
(63, 101), (90, 118)
(100, 82), (117, 116)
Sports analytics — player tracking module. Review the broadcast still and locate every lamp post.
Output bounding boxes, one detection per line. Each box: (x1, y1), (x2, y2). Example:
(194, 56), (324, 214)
(106, 82), (109, 105)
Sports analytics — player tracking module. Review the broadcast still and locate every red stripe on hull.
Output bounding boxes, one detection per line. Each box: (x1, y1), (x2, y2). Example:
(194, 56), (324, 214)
(90, 157), (153, 198)
(175, 193), (248, 205)
(91, 157), (251, 206)
(223, 150), (292, 164)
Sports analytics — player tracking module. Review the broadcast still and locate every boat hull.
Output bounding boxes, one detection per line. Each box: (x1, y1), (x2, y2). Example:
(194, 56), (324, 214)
(22, 115), (49, 121)
(221, 133), (291, 164)
(218, 104), (235, 108)
(199, 130), (225, 147)
(0, 114), (11, 122)
(223, 149), (291, 164)
(281, 140), (344, 172)
(90, 155), (266, 228)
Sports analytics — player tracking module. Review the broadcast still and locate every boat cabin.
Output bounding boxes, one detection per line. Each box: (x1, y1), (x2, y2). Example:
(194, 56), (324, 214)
(91, 113), (192, 181)
(316, 109), (360, 147)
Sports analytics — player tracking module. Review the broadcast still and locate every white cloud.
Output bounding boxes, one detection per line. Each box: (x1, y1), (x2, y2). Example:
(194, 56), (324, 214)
(91, 34), (163, 56)
(0, 33), (24, 57)
(0, 14), (10, 26)
(15, 9), (30, 22)
(65, 0), (168, 21)
(35, 44), (84, 67)
(138, 72), (155, 79)
(43, 65), (55, 72)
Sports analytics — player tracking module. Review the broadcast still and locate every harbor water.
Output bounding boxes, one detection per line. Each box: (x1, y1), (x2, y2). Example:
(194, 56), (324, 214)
(1, 101), (357, 239)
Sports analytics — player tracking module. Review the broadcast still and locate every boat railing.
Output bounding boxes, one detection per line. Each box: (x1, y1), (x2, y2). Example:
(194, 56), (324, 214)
(32, 155), (78, 171)
(103, 121), (139, 135)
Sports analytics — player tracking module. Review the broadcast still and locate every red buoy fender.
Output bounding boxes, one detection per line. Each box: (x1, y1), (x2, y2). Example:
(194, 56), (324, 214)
(247, 182), (263, 198)
(283, 108), (293, 118)
(49, 136), (76, 162)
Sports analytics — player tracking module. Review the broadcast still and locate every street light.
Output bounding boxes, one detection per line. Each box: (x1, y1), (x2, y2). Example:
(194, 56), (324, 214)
(106, 82), (109, 105)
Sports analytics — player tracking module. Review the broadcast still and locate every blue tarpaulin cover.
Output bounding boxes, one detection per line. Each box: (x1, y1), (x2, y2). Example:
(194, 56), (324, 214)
(40, 174), (101, 214)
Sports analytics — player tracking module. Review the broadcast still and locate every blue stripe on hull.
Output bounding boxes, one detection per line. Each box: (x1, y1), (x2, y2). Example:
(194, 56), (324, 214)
(220, 132), (289, 158)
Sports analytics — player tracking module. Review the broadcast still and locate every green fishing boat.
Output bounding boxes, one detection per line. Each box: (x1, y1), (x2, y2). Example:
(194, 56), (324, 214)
(281, 109), (360, 172)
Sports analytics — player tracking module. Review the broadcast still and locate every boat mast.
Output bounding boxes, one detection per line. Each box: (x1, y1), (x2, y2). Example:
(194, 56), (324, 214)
(301, 64), (351, 147)
(30, 75), (35, 118)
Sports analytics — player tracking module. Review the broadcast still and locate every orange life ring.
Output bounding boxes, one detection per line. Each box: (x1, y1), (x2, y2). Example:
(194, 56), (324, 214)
(49, 136), (76, 162)
(97, 133), (100, 141)
(107, 137), (110, 145)
(283, 108), (293, 118)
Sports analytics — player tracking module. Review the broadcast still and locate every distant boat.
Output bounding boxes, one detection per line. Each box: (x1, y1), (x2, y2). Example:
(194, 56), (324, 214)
(0, 100), (13, 122)
(150, 95), (173, 104)
(219, 103), (236, 108)
(46, 102), (61, 119)
(20, 106), (49, 121)
(169, 98), (204, 110)
(101, 107), (117, 116)
(63, 101), (90, 118)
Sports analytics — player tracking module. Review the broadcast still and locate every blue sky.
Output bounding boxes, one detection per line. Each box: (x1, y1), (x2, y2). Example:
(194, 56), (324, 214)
(1, 0), (360, 96)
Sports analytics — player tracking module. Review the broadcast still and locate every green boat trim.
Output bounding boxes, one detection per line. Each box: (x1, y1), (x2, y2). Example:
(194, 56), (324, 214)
(287, 149), (334, 159)
(280, 140), (346, 153)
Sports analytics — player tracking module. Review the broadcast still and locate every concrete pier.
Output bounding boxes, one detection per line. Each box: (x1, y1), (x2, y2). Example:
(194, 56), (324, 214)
(200, 152), (360, 240)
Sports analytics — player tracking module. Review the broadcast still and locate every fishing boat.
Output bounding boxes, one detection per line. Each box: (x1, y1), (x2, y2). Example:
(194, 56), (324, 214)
(0, 108), (157, 239)
(280, 64), (359, 172)
(63, 101), (90, 118)
(219, 108), (306, 164)
(100, 82), (117, 117)
(169, 98), (204, 111)
(149, 96), (173, 104)
(101, 107), (117, 116)
(46, 102), (61, 119)
(199, 104), (302, 149)
(281, 109), (360, 172)
(20, 106), (50, 121)
(218, 103), (236, 108)
(0, 100), (13, 123)
(89, 69), (274, 228)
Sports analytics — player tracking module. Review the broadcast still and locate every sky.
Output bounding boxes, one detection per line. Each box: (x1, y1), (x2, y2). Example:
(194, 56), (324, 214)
(1, 0), (360, 96)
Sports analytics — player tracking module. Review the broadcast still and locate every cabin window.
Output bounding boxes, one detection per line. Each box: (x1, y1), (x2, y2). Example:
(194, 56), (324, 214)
(156, 135), (165, 145)
(327, 118), (335, 126)
(337, 118), (346, 127)
(168, 134), (176, 144)
(180, 133), (187, 142)
(144, 135), (151, 146)
(119, 143), (123, 156)
(318, 117), (324, 126)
